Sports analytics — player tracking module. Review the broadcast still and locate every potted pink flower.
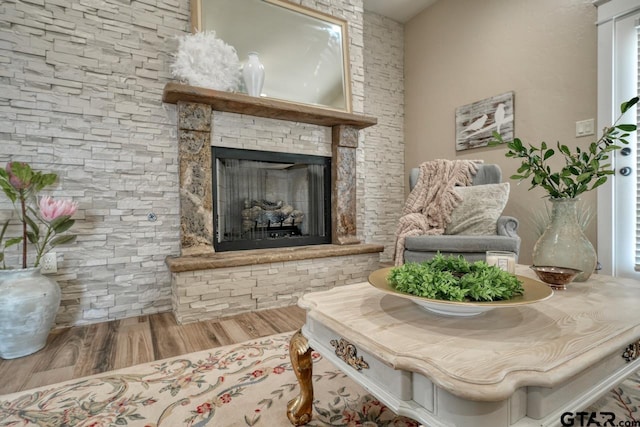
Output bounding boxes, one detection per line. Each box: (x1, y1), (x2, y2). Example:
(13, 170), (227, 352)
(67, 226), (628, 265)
(0, 162), (77, 269)
(0, 161), (78, 359)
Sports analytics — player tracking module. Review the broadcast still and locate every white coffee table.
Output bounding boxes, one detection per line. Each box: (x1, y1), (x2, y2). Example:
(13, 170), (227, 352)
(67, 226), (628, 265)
(286, 265), (640, 427)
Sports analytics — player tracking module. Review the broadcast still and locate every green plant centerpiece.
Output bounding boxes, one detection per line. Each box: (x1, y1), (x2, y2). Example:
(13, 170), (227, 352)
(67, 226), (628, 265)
(491, 97), (638, 282)
(388, 254), (523, 302)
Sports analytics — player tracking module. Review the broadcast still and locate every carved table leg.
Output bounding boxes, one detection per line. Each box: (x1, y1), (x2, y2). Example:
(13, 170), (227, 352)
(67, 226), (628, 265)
(287, 329), (314, 425)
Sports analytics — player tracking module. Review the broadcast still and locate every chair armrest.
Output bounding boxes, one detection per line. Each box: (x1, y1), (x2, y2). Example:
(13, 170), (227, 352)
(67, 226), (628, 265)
(497, 216), (519, 237)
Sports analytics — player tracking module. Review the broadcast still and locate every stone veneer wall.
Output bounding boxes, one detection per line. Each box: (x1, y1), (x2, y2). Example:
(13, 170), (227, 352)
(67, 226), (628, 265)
(172, 253), (380, 324)
(0, 0), (404, 327)
(213, 112), (332, 158)
(0, 0), (186, 326)
(362, 13), (405, 262)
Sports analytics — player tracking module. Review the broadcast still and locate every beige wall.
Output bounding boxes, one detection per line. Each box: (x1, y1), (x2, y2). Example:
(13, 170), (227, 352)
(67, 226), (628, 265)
(404, 0), (598, 264)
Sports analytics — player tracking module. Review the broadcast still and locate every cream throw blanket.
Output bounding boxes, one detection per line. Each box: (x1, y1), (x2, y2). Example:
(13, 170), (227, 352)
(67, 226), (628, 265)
(394, 159), (480, 266)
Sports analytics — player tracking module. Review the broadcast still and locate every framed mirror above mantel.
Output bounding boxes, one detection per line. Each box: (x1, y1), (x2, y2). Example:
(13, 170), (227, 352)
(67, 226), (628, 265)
(190, 0), (352, 113)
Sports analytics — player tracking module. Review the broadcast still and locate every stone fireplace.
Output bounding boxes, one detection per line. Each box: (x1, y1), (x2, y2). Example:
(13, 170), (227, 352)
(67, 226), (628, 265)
(163, 83), (383, 324)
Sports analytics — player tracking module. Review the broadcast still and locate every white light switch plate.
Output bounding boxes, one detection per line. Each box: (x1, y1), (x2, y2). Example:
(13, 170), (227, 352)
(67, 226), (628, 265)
(576, 119), (595, 137)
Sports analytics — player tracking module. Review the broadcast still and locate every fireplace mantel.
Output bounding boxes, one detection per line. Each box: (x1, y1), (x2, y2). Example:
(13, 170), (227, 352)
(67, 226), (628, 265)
(162, 82), (377, 256)
(162, 83), (377, 129)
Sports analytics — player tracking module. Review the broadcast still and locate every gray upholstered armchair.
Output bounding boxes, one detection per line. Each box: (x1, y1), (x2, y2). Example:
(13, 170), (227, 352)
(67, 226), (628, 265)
(403, 164), (520, 263)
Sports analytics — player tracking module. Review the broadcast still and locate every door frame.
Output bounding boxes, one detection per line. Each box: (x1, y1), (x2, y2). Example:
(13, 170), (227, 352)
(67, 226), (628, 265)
(596, 0), (640, 276)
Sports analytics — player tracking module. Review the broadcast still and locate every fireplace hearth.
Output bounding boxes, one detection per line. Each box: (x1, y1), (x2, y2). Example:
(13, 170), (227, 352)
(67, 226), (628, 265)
(213, 147), (331, 251)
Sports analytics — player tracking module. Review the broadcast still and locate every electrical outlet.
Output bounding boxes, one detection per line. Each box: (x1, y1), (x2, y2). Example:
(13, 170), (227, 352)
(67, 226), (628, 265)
(41, 252), (57, 274)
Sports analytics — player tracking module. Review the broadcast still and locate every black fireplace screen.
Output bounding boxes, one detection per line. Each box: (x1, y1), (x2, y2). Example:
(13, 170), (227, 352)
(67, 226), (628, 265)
(212, 147), (331, 251)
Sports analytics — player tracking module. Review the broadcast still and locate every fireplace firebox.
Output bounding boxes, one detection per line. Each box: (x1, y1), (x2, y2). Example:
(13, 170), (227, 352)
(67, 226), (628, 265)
(212, 147), (332, 251)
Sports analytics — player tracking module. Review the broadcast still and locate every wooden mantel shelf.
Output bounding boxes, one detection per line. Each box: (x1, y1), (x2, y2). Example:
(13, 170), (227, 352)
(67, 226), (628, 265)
(162, 82), (377, 129)
(166, 243), (384, 273)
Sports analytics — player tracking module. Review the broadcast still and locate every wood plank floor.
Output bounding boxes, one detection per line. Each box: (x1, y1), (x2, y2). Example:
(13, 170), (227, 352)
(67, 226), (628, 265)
(0, 306), (306, 396)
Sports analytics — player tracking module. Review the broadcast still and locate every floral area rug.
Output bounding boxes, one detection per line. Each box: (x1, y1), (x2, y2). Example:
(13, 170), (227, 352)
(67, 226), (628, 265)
(0, 331), (638, 427)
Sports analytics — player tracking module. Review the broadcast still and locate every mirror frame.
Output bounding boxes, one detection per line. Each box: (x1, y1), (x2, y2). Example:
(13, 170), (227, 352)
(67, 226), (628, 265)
(190, 0), (352, 113)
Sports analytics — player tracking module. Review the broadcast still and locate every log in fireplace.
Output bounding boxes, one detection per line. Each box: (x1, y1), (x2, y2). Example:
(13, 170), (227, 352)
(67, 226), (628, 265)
(212, 147), (331, 251)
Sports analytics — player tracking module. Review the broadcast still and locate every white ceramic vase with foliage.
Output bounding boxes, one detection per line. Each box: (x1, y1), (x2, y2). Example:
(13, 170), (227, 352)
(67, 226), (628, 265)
(532, 198), (597, 282)
(0, 268), (61, 359)
(493, 96), (638, 281)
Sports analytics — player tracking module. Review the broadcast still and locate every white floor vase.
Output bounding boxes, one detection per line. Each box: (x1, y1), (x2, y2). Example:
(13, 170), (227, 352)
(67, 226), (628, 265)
(0, 268), (60, 359)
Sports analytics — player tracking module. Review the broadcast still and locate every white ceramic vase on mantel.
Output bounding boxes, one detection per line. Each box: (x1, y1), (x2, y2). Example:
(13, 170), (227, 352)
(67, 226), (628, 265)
(242, 52), (265, 97)
(0, 268), (61, 359)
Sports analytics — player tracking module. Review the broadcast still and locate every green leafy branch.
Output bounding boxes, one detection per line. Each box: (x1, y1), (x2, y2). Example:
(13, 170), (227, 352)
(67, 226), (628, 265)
(491, 97), (638, 199)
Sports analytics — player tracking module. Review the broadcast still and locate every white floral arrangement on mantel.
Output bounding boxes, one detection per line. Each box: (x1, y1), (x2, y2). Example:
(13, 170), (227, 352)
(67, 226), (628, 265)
(171, 31), (241, 91)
